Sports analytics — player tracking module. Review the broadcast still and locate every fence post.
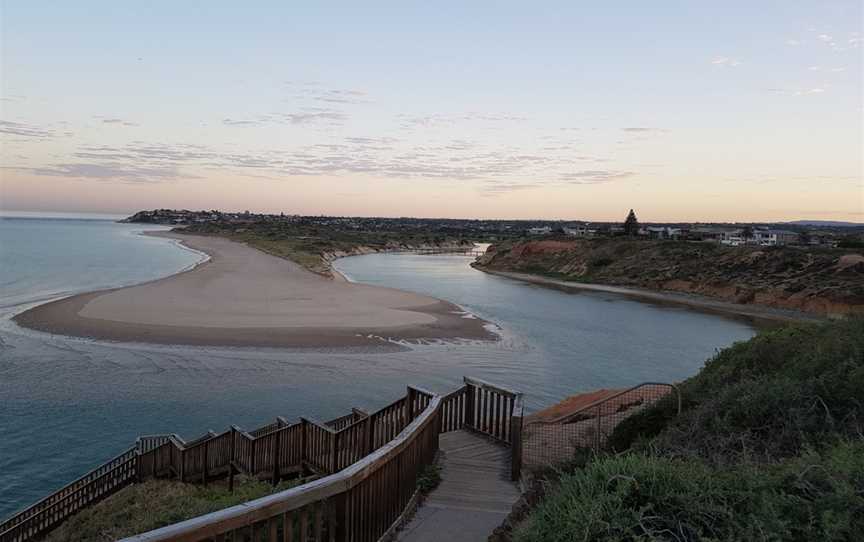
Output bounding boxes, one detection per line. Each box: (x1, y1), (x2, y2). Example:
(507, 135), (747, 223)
(228, 427), (236, 493)
(366, 416), (375, 454)
(202, 440), (209, 486)
(300, 419), (308, 471)
(510, 394), (524, 481)
(594, 405), (601, 452)
(331, 431), (340, 473)
(464, 379), (476, 430)
(272, 430), (281, 486)
(407, 386), (416, 421)
(179, 448), (186, 483)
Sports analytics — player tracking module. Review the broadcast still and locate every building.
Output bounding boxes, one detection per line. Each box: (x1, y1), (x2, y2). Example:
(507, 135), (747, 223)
(752, 229), (800, 246)
(527, 226), (552, 235)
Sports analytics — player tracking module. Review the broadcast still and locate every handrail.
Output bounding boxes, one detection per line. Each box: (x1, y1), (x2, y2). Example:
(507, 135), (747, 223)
(538, 382), (680, 426)
(463, 375), (521, 397)
(3, 376), (523, 542)
(120, 396), (442, 542)
(0, 447), (137, 534)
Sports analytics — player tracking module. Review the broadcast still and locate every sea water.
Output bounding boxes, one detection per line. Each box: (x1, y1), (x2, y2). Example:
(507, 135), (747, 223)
(0, 217), (756, 518)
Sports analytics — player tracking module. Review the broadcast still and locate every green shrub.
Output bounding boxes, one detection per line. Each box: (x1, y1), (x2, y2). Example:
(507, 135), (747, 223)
(609, 318), (864, 461)
(515, 441), (864, 542)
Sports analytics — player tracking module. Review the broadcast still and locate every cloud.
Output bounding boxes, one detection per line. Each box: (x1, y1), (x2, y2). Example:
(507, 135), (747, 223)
(711, 56), (741, 67)
(399, 112), (528, 129)
(285, 82), (370, 104)
(282, 109), (347, 124)
(100, 117), (139, 127)
(22, 163), (181, 182)
(559, 170), (634, 184)
(786, 39), (800, 46)
(622, 127), (666, 133)
(222, 108), (347, 127)
(0, 120), (55, 138)
(767, 87), (827, 96)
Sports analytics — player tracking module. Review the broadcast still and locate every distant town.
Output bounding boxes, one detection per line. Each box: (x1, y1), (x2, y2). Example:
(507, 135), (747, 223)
(123, 209), (864, 250)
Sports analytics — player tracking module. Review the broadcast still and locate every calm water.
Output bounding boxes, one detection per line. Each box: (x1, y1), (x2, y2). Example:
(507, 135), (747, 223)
(0, 219), (756, 518)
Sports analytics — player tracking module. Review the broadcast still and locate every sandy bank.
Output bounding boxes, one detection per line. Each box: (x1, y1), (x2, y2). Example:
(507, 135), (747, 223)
(14, 232), (495, 348)
(472, 267), (824, 324)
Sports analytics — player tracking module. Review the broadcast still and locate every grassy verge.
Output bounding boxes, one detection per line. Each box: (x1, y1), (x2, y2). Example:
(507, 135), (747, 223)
(514, 317), (864, 542)
(45, 477), (298, 542)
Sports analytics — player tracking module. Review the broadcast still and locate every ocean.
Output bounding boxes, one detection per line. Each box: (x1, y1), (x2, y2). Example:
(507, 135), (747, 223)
(0, 217), (757, 518)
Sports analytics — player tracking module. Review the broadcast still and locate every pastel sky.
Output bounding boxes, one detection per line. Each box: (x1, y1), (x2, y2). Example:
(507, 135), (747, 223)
(1, 1), (862, 221)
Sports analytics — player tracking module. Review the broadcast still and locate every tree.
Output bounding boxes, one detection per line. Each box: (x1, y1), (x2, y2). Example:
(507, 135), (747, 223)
(741, 225), (754, 241)
(623, 209), (639, 236)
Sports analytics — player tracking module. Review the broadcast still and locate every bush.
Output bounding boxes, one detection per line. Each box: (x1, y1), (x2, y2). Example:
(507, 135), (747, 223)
(609, 318), (864, 461)
(515, 441), (864, 542)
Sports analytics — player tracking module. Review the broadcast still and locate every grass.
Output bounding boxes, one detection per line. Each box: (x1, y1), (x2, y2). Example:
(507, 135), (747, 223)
(515, 441), (864, 542)
(417, 464), (442, 494)
(515, 317), (864, 542)
(44, 476), (299, 542)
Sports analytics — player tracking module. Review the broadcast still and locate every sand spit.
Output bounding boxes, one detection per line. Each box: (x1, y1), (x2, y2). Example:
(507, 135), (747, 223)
(14, 232), (495, 348)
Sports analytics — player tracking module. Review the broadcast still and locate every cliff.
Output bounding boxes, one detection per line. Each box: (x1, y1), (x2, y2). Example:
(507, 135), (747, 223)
(474, 239), (864, 317)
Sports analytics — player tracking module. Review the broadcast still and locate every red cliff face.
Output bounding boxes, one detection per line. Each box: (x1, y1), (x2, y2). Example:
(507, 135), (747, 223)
(475, 239), (864, 317)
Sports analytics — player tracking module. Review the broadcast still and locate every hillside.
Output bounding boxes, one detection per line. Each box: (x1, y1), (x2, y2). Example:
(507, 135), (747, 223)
(474, 238), (864, 316)
(512, 317), (864, 541)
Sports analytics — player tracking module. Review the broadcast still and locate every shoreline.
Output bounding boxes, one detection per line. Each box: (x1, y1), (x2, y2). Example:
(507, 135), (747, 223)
(472, 266), (824, 324)
(13, 232), (496, 349)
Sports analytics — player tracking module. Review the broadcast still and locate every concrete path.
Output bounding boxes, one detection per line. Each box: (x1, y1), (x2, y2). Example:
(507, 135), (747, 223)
(399, 430), (521, 542)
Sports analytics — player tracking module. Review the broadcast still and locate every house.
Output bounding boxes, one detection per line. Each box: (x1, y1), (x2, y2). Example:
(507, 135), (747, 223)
(528, 226), (552, 235)
(564, 224), (593, 237)
(643, 226), (683, 240)
(752, 229), (800, 246)
(719, 229), (745, 246)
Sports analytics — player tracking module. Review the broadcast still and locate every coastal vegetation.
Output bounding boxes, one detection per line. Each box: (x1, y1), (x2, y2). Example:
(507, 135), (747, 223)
(178, 219), (489, 276)
(474, 238), (864, 316)
(513, 317), (864, 541)
(43, 476), (300, 542)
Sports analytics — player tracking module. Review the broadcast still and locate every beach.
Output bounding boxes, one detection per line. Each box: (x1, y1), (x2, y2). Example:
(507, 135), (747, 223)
(13, 232), (495, 348)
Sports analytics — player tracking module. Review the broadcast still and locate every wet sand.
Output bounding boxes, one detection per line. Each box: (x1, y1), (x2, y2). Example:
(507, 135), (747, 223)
(13, 232), (495, 348)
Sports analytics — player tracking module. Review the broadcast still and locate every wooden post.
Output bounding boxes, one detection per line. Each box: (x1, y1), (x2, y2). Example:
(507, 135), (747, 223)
(228, 427), (236, 493)
(510, 394), (524, 482)
(464, 379), (476, 430)
(202, 440), (209, 486)
(272, 431), (281, 486)
(179, 449), (186, 483)
(406, 387), (416, 421)
(331, 432), (339, 473)
(330, 493), (347, 542)
(300, 419), (308, 472)
(366, 416), (375, 454)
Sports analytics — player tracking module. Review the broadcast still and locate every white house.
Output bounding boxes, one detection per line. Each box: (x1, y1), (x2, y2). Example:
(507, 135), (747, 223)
(528, 226), (552, 235)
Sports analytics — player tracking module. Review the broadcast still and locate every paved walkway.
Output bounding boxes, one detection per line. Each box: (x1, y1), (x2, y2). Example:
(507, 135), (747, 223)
(399, 430), (521, 542)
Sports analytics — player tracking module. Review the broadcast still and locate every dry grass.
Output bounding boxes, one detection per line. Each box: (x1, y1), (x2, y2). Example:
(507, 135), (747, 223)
(44, 476), (298, 542)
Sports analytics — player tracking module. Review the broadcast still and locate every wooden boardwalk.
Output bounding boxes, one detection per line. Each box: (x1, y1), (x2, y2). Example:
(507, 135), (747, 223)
(399, 430), (520, 542)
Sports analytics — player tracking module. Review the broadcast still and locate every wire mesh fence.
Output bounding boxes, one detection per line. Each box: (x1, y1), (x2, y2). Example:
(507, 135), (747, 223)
(522, 383), (679, 472)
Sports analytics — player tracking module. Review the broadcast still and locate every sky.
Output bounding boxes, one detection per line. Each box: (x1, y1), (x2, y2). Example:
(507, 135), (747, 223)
(1, 1), (862, 222)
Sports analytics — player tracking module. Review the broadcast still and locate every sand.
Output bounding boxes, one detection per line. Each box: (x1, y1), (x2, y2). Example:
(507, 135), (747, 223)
(13, 232), (495, 348)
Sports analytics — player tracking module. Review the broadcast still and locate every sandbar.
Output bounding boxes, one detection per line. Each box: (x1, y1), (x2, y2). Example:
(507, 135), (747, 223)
(14, 232), (496, 348)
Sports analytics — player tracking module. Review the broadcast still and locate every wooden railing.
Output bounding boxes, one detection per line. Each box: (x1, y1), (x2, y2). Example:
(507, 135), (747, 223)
(119, 393), (442, 542)
(0, 448), (138, 542)
(1, 378), (523, 542)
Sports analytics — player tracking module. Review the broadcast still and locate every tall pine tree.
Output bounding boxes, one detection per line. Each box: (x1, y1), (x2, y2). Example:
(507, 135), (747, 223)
(623, 209), (639, 236)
